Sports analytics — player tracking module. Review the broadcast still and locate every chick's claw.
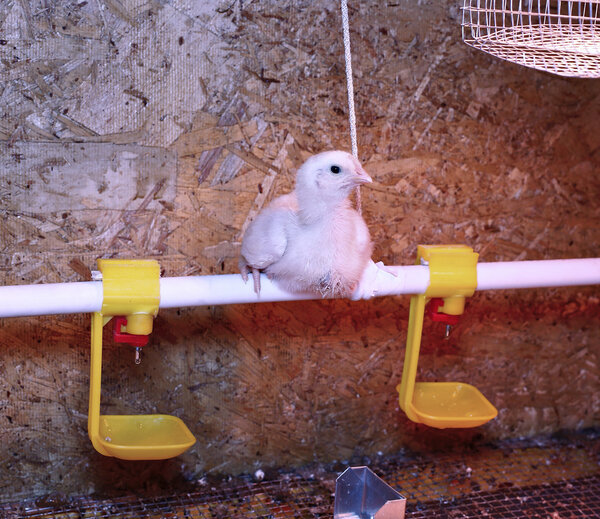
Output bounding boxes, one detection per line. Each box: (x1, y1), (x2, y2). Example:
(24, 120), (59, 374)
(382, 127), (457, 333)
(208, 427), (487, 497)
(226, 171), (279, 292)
(252, 268), (261, 295)
(240, 263), (250, 283)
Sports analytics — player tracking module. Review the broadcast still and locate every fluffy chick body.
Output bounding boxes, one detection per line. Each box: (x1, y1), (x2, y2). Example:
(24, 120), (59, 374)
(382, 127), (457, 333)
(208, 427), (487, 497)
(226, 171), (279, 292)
(239, 151), (373, 297)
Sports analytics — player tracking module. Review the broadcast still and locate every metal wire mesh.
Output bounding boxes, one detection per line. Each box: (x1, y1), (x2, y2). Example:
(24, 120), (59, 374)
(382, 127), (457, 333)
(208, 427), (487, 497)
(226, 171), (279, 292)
(1, 477), (330, 519)
(2, 431), (599, 518)
(462, 0), (600, 77)
(409, 474), (600, 518)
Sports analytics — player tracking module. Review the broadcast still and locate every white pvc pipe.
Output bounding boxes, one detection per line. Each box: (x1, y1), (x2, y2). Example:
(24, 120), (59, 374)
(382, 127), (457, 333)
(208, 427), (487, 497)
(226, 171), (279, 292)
(0, 258), (598, 318)
(0, 281), (103, 318)
(477, 258), (600, 290)
(158, 262), (430, 308)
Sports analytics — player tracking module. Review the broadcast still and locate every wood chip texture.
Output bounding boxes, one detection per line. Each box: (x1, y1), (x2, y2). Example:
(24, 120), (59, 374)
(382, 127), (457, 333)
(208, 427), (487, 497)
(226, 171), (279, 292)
(0, 0), (599, 501)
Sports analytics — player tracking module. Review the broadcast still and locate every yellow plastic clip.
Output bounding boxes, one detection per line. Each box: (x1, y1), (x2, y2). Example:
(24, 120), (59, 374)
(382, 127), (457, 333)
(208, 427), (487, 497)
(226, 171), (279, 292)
(397, 245), (498, 428)
(88, 259), (195, 460)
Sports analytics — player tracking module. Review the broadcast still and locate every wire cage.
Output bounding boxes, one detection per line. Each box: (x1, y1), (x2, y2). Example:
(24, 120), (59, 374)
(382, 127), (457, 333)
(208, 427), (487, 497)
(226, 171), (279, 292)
(462, 0), (600, 77)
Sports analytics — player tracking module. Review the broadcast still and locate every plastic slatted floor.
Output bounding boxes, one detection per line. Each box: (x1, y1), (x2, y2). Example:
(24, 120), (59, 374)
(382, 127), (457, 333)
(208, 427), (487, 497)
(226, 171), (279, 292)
(2, 431), (599, 518)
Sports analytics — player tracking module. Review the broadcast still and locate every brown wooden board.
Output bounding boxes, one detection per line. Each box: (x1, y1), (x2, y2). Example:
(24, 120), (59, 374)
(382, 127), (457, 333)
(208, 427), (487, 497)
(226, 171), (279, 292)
(0, 0), (598, 501)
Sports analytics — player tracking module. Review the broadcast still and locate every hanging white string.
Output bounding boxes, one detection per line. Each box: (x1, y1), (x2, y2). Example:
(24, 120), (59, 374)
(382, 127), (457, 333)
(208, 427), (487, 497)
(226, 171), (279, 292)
(340, 0), (362, 214)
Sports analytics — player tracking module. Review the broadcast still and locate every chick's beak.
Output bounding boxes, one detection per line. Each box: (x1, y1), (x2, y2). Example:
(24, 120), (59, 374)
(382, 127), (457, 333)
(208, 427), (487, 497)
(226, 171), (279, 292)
(353, 165), (373, 185)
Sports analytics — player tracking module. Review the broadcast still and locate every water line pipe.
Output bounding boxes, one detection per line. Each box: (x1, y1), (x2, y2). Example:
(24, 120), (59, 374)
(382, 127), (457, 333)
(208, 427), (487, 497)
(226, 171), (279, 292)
(476, 258), (600, 290)
(0, 258), (598, 319)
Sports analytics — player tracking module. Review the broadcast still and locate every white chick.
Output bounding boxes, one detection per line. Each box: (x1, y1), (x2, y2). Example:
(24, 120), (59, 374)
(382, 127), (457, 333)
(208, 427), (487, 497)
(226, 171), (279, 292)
(239, 150), (373, 297)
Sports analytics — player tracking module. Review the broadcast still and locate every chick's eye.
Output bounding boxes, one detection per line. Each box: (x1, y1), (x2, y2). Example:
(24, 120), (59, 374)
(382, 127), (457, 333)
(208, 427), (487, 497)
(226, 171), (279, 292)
(330, 165), (341, 174)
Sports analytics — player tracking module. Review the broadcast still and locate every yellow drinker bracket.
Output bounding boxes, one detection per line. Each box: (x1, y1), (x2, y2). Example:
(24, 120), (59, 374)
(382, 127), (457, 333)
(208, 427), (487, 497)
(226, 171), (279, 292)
(397, 245), (498, 429)
(89, 259), (196, 460)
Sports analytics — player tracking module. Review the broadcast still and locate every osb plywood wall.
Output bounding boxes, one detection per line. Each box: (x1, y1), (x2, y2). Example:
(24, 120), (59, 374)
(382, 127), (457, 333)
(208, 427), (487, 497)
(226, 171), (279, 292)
(1, 0), (599, 501)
